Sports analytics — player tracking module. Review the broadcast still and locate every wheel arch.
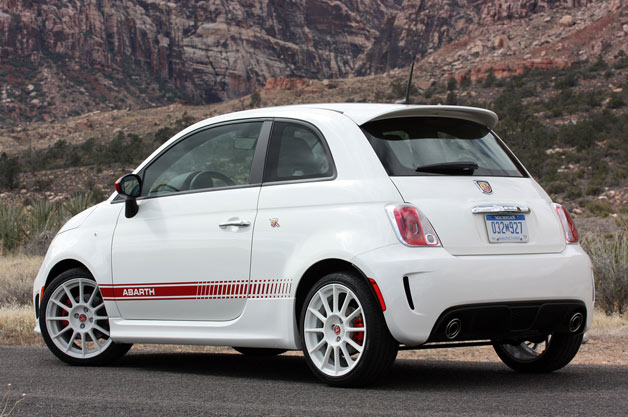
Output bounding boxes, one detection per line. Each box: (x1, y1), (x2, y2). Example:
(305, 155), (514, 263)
(45, 259), (92, 288)
(294, 258), (374, 332)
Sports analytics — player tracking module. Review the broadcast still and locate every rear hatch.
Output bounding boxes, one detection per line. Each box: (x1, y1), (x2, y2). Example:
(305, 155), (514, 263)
(361, 114), (566, 255)
(390, 176), (565, 255)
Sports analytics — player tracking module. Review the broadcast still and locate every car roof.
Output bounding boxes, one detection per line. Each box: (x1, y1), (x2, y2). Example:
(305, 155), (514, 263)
(289, 103), (499, 129)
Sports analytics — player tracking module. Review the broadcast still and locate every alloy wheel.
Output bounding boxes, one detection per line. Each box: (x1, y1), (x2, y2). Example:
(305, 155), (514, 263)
(44, 277), (112, 359)
(303, 283), (367, 377)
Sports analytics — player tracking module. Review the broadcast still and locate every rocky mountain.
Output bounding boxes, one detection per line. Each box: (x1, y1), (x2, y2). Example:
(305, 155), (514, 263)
(1, 0), (622, 124)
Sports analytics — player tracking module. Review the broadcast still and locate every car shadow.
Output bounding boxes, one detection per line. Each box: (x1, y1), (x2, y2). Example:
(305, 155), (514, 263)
(115, 350), (623, 391)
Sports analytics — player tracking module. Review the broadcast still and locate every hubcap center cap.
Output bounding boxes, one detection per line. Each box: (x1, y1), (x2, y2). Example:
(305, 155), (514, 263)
(333, 324), (341, 335)
(79, 314), (87, 323)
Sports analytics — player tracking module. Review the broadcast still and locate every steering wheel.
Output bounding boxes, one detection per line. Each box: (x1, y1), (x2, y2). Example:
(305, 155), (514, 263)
(189, 171), (235, 190)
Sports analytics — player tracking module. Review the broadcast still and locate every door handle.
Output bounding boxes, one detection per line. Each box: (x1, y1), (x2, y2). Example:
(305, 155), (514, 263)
(219, 220), (251, 228)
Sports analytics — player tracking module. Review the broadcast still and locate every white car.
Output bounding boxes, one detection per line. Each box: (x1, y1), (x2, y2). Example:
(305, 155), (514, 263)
(33, 103), (594, 386)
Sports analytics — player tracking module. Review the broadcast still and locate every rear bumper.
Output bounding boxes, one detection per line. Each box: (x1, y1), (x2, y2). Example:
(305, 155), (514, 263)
(352, 244), (594, 346)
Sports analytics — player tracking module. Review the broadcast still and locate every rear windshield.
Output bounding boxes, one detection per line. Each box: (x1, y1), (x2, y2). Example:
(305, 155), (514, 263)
(361, 117), (526, 177)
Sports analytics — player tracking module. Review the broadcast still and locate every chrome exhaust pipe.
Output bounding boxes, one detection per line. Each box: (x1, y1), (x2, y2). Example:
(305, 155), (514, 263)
(445, 318), (462, 340)
(568, 312), (584, 333)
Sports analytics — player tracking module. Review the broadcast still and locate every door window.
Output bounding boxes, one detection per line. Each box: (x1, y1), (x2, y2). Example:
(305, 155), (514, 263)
(263, 122), (333, 182)
(142, 122), (263, 196)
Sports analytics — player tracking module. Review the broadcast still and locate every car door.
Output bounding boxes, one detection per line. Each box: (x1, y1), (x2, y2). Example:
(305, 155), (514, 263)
(110, 120), (270, 321)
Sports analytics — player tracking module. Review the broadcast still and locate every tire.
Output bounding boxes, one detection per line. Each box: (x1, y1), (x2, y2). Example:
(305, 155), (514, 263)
(232, 347), (287, 356)
(493, 333), (583, 373)
(39, 268), (132, 366)
(300, 272), (398, 387)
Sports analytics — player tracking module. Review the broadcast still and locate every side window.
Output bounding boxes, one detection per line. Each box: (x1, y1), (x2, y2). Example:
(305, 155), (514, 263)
(142, 122), (262, 196)
(263, 122), (333, 182)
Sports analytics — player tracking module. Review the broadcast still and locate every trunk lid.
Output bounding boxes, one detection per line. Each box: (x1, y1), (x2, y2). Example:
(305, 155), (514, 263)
(391, 176), (566, 255)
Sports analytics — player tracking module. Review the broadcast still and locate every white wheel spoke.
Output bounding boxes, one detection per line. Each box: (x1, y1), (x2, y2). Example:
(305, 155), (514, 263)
(345, 337), (364, 353)
(93, 315), (109, 321)
(340, 343), (354, 367)
(92, 302), (105, 312)
(308, 338), (326, 355)
(92, 324), (110, 336)
(62, 284), (75, 306)
(51, 325), (72, 339)
(51, 298), (71, 312)
(87, 287), (97, 306)
(65, 331), (77, 352)
(79, 280), (84, 304)
(46, 316), (70, 321)
(80, 333), (86, 357)
(88, 330), (102, 351)
(304, 328), (324, 333)
(332, 285), (339, 313)
(319, 292), (332, 316)
(308, 307), (326, 323)
(340, 292), (352, 316)
(345, 327), (365, 333)
(333, 346), (340, 374)
(345, 307), (362, 322)
(320, 344), (332, 370)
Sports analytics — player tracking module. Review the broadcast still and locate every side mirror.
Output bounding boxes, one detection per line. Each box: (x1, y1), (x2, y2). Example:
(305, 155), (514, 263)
(114, 174), (142, 218)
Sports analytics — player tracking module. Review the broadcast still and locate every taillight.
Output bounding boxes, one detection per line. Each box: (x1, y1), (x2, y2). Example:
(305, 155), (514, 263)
(554, 203), (579, 243)
(386, 204), (440, 246)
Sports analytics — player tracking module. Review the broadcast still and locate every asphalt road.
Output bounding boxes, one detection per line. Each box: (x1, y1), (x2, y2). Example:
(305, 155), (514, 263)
(1, 346), (628, 416)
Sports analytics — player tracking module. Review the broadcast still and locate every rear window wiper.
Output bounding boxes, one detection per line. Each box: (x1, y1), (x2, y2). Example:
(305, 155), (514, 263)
(415, 161), (479, 175)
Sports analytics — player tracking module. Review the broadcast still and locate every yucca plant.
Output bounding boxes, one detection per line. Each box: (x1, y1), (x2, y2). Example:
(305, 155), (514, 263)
(27, 199), (63, 236)
(63, 191), (96, 217)
(0, 205), (26, 253)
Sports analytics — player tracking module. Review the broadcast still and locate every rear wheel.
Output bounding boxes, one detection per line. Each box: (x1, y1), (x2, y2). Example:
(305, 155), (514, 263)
(232, 347), (287, 356)
(493, 333), (583, 373)
(300, 272), (398, 387)
(40, 268), (132, 365)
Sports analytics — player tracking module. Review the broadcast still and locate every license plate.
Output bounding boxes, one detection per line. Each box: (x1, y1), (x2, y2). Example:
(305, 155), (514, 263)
(485, 214), (529, 243)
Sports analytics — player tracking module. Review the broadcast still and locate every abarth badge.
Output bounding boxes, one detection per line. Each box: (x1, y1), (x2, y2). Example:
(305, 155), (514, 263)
(474, 180), (493, 194)
(270, 218), (280, 228)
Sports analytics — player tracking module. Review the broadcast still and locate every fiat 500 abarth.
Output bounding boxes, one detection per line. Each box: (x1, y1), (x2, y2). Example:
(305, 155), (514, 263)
(33, 103), (593, 386)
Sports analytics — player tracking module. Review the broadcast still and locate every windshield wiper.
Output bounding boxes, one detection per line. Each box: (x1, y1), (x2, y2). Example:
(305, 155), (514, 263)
(415, 161), (479, 175)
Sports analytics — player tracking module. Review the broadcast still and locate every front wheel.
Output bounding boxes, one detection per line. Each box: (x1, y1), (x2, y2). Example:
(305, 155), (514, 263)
(300, 272), (398, 387)
(493, 333), (583, 373)
(39, 268), (132, 365)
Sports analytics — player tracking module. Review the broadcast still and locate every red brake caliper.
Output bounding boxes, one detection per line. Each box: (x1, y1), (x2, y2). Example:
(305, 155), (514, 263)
(351, 317), (364, 346)
(60, 299), (72, 327)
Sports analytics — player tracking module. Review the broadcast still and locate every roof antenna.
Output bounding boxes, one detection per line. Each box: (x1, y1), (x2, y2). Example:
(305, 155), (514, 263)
(395, 55), (416, 105)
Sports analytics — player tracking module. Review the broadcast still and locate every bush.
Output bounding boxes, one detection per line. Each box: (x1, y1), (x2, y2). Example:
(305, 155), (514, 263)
(608, 93), (625, 109)
(0, 152), (20, 190)
(582, 233), (628, 314)
(249, 92), (261, 108)
(584, 200), (613, 217)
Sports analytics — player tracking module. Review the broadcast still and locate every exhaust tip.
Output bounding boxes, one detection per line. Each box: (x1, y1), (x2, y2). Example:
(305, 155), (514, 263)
(445, 318), (462, 340)
(569, 312), (584, 333)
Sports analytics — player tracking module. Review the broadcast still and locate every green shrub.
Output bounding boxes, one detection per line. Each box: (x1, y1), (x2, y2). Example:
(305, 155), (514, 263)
(446, 77), (458, 91)
(608, 93), (625, 109)
(581, 233), (628, 314)
(0, 152), (20, 190)
(249, 92), (261, 108)
(584, 200), (613, 217)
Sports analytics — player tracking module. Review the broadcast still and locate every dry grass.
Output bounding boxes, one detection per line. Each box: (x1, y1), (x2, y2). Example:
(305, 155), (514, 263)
(0, 304), (41, 346)
(0, 255), (42, 306)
